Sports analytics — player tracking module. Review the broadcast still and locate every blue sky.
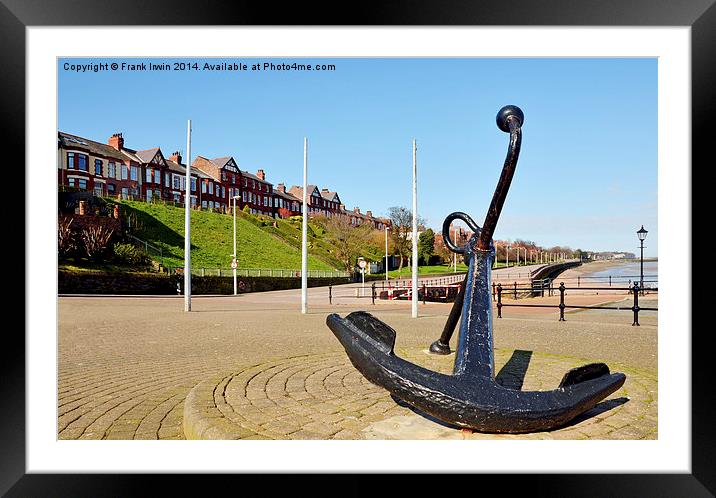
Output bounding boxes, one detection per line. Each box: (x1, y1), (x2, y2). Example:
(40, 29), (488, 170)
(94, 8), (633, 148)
(58, 58), (657, 256)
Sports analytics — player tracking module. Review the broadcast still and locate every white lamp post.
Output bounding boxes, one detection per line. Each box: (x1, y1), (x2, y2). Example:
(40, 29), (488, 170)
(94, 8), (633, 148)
(385, 226), (390, 283)
(232, 195), (240, 295)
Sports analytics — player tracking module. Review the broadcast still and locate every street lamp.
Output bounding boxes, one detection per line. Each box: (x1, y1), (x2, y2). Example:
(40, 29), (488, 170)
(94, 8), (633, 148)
(385, 225), (390, 283)
(637, 225), (648, 293)
(232, 195), (241, 295)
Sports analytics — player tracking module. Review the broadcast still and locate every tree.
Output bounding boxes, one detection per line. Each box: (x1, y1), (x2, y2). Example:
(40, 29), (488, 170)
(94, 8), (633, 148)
(418, 229), (435, 266)
(321, 215), (373, 271)
(387, 206), (426, 272)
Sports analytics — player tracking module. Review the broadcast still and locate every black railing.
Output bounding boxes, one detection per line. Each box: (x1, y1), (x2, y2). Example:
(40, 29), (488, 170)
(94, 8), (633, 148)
(495, 282), (657, 326)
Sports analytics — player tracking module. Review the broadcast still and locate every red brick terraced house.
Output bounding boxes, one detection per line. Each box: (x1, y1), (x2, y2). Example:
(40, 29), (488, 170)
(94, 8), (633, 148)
(344, 206), (389, 230)
(192, 156), (240, 212)
(318, 189), (343, 218)
(58, 132), (138, 199)
(288, 185), (327, 218)
(240, 169), (273, 216)
(120, 146), (169, 203)
(272, 183), (303, 218)
(165, 152), (201, 208)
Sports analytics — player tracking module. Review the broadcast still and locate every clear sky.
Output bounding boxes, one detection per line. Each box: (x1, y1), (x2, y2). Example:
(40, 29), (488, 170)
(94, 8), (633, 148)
(58, 57), (657, 256)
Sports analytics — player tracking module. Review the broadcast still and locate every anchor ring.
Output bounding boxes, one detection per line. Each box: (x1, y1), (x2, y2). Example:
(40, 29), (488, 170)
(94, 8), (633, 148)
(441, 211), (481, 254)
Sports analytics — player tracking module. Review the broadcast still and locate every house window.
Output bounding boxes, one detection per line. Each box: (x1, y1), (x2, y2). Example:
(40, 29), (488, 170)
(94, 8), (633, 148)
(78, 178), (88, 190)
(215, 185), (220, 196)
(252, 180), (255, 189)
(201, 200), (207, 209)
(209, 201), (214, 209)
(130, 187), (139, 197)
(164, 172), (170, 187)
(173, 192), (180, 203)
(243, 191), (247, 202)
(266, 185), (269, 193)
(108, 162), (115, 178)
(191, 178), (197, 192)
(243, 178), (247, 187)
(121, 164), (128, 180)
(68, 178), (75, 188)
(95, 159), (102, 176)
(121, 187), (129, 199)
(130, 166), (138, 181)
(191, 197), (197, 207)
(222, 171), (227, 181)
(147, 189), (153, 201)
(173, 175), (181, 190)
(201, 181), (206, 193)
(107, 184), (116, 195)
(146, 168), (152, 183)
(94, 184), (103, 196)
(221, 186), (225, 198)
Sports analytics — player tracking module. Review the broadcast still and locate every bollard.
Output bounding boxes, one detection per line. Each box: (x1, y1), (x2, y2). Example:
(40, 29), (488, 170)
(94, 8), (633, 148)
(497, 283), (503, 318)
(513, 281), (517, 300)
(372, 282), (376, 305)
(609, 275), (612, 287)
(632, 283), (640, 326)
(578, 276), (580, 288)
(422, 284), (427, 305)
(492, 281), (496, 301)
(558, 282), (566, 321)
(329, 286), (332, 305)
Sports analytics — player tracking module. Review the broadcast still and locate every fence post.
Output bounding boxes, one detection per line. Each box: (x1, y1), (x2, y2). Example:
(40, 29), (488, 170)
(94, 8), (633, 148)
(609, 275), (612, 287)
(422, 284), (426, 305)
(632, 283), (640, 326)
(329, 285), (332, 305)
(492, 282), (496, 301)
(372, 282), (376, 305)
(513, 281), (517, 300)
(558, 282), (566, 321)
(497, 283), (503, 318)
(577, 276), (580, 288)
(541, 279), (545, 297)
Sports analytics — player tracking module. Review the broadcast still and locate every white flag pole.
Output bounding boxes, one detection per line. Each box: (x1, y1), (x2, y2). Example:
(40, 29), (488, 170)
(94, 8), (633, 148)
(412, 139), (418, 319)
(301, 137), (308, 314)
(184, 119), (192, 312)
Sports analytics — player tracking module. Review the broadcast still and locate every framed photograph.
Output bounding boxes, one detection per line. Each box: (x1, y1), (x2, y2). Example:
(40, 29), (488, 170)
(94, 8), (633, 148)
(7, 0), (709, 495)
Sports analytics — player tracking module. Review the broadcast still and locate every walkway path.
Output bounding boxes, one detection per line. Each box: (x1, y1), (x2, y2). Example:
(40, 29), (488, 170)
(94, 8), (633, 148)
(58, 291), (657, 440)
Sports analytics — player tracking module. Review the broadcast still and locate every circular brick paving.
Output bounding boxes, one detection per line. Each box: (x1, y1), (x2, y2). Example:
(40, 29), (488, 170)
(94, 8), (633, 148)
(183, 348), (657, 440)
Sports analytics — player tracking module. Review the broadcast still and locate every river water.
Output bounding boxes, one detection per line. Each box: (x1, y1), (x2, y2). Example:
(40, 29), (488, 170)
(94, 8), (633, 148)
(583, 260), (658, 287)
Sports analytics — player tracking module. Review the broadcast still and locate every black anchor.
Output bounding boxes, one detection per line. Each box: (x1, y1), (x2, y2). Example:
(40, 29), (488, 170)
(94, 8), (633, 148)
(326, 105), (626, 433)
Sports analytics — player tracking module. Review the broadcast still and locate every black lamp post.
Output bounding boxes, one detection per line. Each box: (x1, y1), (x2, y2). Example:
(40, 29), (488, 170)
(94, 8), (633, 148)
(637, 225), (648, 294)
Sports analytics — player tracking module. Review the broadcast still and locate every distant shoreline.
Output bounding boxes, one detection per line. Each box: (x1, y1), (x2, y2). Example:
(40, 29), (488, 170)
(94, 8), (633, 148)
(571, 259), (657, 276)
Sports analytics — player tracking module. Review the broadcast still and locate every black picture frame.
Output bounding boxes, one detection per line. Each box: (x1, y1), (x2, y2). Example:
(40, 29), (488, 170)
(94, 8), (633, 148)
(4, 1), (709, 495)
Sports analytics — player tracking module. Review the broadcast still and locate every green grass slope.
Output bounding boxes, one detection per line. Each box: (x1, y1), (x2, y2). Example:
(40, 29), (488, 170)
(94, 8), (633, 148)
(113, 200), (333, 270)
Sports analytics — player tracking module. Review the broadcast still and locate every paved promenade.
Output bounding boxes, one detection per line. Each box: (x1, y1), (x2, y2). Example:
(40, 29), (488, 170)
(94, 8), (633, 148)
(58, 289), (657, 440)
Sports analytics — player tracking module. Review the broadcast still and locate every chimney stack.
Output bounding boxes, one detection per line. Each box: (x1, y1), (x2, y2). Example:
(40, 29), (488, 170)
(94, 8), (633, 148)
(108, 133), (124, 150)
(256, 169), (265, 181)
(277, 183), (287, 193)
(353, 207), (360, 214)
(339, 203), (345, 211)
(169, 151), (182, 164)
(366, 210), (373, 218)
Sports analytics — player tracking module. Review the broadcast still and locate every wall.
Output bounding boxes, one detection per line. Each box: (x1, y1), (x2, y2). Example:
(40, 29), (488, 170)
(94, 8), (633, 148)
(58, 270), (351, 295)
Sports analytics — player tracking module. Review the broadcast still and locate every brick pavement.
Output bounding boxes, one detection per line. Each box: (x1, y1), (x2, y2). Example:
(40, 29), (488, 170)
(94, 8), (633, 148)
(58, 293), (657, 440)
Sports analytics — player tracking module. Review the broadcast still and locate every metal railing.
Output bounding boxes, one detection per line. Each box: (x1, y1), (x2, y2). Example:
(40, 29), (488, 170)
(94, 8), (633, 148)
(164, 267), (350, 278)
(495, 282), (658, 325)
(125, 233), (164, 266)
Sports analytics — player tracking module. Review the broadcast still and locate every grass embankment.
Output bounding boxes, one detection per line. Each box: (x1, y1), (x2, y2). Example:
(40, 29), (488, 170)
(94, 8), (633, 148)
(111, 200), (333, 270)
(376, 261), (536, 279)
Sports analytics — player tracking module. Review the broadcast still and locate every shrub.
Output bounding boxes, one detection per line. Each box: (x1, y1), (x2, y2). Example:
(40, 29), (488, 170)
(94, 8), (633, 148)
(58, 216), (78, 258)
(80, 225), (115, 261)
(113, 242), (152, 267)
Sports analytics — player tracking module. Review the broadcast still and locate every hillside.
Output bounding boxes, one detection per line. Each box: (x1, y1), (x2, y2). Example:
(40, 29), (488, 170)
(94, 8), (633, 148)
(110, 200), (335, 270)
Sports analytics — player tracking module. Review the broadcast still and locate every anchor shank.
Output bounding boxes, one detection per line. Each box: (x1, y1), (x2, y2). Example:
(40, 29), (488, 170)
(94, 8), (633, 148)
(453, 247), (495, 378)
